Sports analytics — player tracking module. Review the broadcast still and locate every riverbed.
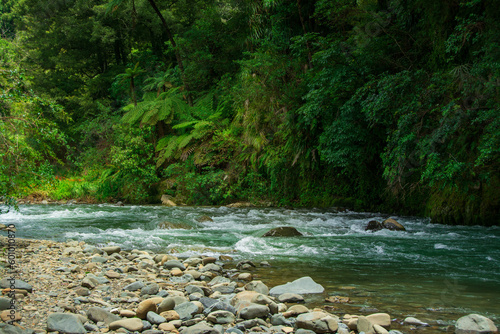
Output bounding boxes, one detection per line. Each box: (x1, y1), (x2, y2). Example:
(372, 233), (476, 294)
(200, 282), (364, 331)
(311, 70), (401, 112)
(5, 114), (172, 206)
(2, 204), (499, 325)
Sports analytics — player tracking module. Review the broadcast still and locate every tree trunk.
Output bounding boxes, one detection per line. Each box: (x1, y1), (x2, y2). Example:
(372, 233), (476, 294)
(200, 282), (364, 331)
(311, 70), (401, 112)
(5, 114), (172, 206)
(297, 0), (313, 70)
(146, 0), (193, 106)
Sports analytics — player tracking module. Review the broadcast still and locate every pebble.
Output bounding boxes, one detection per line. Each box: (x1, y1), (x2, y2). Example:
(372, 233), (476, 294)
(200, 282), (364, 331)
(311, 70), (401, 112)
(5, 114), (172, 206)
(109, 318), (144, 331)
(0, 309), (21, 322)
(277, 292), (305, 303)
(146, 311), (167, 324)
(404, 316), (429, 326)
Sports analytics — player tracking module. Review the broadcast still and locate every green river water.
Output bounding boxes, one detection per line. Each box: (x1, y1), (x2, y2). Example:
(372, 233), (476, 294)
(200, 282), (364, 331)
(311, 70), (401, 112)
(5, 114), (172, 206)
(1, 204), (499, 328)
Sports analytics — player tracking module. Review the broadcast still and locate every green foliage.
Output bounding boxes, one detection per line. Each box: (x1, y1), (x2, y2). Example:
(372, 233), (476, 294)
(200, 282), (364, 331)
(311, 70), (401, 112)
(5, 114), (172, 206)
(100, 125), (159, 203)
(122, 89), (188, 126)
(1, 0), (498, 225)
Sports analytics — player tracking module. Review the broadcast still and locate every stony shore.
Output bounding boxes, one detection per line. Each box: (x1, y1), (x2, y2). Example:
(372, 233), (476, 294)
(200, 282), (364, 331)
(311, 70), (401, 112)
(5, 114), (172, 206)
(0, 236), (497, 334)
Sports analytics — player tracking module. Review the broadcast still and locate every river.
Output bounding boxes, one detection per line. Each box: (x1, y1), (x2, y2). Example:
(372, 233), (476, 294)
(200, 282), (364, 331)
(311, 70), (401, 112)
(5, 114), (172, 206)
(2, 204), (499, 326)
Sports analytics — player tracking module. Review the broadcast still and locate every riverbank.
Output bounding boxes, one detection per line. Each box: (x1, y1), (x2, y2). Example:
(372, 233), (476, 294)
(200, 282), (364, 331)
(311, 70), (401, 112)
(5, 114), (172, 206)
(0, 235), (498, 334)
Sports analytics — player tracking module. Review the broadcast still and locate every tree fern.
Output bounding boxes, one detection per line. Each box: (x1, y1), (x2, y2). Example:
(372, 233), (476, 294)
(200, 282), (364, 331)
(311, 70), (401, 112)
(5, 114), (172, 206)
(121, 88), (187, 126)
(154, 94), (230, 167)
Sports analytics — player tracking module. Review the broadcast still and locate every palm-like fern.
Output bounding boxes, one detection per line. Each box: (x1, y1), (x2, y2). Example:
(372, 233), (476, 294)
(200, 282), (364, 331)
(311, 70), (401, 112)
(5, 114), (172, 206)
(155, 95), (229, 167)
(121, 88), (189, 127)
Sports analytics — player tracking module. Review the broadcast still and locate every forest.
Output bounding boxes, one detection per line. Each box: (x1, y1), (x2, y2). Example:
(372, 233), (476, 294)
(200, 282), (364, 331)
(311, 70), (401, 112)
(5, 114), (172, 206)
(0, 0), (498, 225)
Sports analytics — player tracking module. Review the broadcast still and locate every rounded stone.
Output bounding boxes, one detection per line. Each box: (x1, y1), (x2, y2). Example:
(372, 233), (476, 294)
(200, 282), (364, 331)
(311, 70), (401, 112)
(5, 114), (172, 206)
(175, 301), (202, 320)
(102, 246), (121, 255)
(367, 313), (391, 328)
(159, 310), (180, 321)
(124, 280), (145, 291)
(105, 270), (120, 279)
(0, 297), (10, 311)
(357, 316), (375, 334)
(141, 283), (160, 296)
(269, 276), (324, 296)
(238, 273), (253, 281)
(158, 297), (176, 313)
(47, 313), (86, 334)
(278, 293), (305, 303)
(262, 226), (303, 237)
(239, 304), (270, 319)
(202, 257), (217, 265)
(171, 268), (184, 276)
(137, 297), (163, 319)
(0, 279), (33, 292)
(159, 322), (178, 331)
(147, 311), (167, 324)
(120, 310), (136, 318)
(109, 318), (144, 331)
(382, 218), (406, 231)
(0, 310), (21, 322)
(164, 260), (186, 270)
(296, 312), (339, 333)
(207, 310), (236, 324)
(87, 306), (121, 325)
(456, 314), (498, 334)
(245, 281), (269, 295)
(404, 317), (429, 326)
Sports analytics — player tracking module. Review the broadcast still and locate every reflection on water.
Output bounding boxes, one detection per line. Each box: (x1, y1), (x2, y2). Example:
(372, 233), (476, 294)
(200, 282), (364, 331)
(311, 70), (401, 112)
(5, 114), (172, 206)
(2, 204), (499, 323)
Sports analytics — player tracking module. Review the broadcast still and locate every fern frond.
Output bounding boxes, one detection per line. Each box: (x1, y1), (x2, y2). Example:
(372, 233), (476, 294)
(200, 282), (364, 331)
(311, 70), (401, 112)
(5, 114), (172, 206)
(178, 133), (194, 149)
(156, 137), (179, 167)
(141, 105), (160, 125)
(193, 121), (211, 129)
(122, 103), (148, 124)
(181, 147), (195, 161)
(173, 121), (198, 130)
(156, 137), (171, 151)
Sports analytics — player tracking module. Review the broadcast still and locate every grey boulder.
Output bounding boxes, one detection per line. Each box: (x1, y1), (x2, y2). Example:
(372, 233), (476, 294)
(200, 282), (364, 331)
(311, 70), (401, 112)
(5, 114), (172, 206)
(47, 313), (87, 334)
(87, 307), (121, 325)
(455, 314), (498, 334)
(269, 276), (324, 296)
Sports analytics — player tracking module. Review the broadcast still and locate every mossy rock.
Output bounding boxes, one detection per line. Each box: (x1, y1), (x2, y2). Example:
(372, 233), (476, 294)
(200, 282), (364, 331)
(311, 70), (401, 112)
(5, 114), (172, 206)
(262, 226), (303, 237)
(382, 218), (406, 231)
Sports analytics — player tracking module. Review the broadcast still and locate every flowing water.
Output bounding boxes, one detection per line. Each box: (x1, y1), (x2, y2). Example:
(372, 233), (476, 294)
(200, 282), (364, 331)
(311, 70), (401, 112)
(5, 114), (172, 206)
(2, 204), (499, 326)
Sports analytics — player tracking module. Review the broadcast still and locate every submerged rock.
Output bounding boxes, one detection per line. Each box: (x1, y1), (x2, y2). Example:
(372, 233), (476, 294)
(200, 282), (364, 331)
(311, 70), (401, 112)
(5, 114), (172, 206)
(197, 215), (214, 222)
(158, 221), (197, 230)
(262, 226), (303, 237)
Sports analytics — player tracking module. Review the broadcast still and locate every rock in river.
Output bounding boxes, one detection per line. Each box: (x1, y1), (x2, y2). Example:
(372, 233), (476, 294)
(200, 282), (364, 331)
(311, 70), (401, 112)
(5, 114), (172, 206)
(382, 218), (406, 231)
(262, 226), (303, 237)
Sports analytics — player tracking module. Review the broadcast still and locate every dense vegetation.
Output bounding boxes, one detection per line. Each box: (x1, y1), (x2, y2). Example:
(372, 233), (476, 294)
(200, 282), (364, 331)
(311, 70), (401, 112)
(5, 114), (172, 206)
(1, 0), (498, 224)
